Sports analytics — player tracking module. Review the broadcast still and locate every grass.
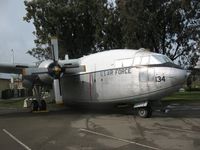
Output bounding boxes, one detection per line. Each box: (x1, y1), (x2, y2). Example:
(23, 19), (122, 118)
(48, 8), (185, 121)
(0, 98), (63, 109)
(162, 91), (200, 102)
(0, 98), (24, 108)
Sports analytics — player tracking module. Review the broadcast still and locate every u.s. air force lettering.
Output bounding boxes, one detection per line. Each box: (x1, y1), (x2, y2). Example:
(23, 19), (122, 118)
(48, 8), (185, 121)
(100, 67), (132, 77)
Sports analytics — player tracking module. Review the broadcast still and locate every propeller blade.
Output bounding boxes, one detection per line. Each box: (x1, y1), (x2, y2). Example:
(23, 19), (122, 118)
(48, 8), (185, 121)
(53, 79), (63, 104)
(46, 37), (64, 104)
(51, 37), (59, 61)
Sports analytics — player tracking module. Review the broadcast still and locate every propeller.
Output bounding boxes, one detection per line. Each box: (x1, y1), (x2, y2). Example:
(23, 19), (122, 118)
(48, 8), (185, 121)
(49, 37), (63, 104)
(22, 37), (86, 104)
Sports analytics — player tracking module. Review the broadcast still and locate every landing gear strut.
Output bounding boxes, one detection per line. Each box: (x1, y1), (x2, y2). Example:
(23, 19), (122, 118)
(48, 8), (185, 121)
(31, 85), (47, 112)
(31, 100), (47, 111)
(31, 100), (39, 111)
(134, 101), (153, 118)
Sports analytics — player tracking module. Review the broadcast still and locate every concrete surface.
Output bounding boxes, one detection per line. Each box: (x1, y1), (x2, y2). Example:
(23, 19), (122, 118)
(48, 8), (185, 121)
(0, 103), (200, 150)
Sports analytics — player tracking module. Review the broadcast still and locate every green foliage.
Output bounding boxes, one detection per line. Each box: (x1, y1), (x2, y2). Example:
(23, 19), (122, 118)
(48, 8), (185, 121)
(0, 99), (24, 108)
(24, 0), (200, 69)
(118, 0), (200, 68)
(162, 91), (200, 101)
(24, 0), (123, 60)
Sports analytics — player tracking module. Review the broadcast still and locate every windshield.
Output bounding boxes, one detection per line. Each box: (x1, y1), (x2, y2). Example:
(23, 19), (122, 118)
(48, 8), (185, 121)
(150, 55), (173, 64)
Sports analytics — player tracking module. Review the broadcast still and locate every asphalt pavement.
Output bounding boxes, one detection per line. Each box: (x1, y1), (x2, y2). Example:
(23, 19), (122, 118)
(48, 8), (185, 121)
(0, 103), (200, 150)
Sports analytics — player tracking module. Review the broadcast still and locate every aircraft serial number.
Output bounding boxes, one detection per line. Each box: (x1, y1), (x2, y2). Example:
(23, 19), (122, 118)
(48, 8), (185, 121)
(155, 76), (166, 82)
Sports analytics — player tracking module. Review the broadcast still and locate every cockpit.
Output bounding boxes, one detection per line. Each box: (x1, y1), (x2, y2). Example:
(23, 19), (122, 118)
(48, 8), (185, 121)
(149, 54), (173, 64)
(133, 54), (173, 66)
(115, 53), (175, 68)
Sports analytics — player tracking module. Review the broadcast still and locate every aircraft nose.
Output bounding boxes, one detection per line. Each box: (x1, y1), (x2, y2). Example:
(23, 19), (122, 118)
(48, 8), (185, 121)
(173, 69), (187, 84)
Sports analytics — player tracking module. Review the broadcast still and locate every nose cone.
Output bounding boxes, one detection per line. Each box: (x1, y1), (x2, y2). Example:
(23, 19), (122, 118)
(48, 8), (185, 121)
(173, 69), (187, 85)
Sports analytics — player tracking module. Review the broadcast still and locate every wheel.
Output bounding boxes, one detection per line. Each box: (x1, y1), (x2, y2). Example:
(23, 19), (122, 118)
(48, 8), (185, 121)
(31, 100), (39, 111)
(39, 100), (47, 111)
(137, 107), (152, 118)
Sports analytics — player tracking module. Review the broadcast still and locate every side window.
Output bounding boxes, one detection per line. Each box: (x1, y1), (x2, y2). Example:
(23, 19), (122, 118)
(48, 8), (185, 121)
(133, 57), (141, 65)
(141, 56), (149, 65)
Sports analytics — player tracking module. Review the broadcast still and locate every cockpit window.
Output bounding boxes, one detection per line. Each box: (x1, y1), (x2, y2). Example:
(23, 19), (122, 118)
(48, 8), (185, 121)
(132, 54), (173, 66)
(149, 56), (160, 64)
(163, 55), (173, 63)
(149, 55), (173, 64)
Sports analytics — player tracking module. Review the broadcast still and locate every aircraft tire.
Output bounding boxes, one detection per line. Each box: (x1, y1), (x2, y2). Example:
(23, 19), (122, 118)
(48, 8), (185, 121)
(31, 100), (39, 111)
(137, 107), (152, 118)
(39, 100), (47, 111)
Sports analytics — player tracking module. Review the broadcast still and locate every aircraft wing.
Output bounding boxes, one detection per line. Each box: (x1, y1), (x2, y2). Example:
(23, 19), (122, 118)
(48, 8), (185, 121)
(0, 63), (36, 74)
(0, 60), (86, 76)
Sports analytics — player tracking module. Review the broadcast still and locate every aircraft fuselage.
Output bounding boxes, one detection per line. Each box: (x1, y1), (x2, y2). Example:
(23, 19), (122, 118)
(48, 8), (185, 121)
(60, 49), (187, 105)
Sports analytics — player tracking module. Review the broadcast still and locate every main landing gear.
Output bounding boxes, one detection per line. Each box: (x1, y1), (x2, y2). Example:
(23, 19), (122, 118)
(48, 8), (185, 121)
(30, 85), (47, 112)
(31, 99), (47, 111)
(134, 101), (153, 118)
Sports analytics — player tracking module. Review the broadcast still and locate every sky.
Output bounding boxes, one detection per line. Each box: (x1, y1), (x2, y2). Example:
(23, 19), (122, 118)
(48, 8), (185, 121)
(0, 0), (37, 65)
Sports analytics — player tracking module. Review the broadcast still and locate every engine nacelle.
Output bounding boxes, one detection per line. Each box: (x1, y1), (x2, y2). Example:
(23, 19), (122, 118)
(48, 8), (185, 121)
(38, 60), (53, 84)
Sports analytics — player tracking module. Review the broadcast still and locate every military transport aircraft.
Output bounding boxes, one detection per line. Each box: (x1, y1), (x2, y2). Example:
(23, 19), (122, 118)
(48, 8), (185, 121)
(0, 38), (187, 118)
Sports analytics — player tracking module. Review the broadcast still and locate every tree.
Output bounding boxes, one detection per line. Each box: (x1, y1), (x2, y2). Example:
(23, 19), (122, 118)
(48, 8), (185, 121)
(24, 0), (123, 60)
(118, 0), (200, 68)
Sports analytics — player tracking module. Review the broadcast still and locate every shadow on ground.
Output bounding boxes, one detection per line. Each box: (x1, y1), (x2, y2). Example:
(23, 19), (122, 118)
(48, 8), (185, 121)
(0, 101), (200, 119)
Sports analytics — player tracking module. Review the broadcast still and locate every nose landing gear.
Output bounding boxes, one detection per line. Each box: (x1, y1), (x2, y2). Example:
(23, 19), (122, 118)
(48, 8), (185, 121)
(134, 101), (153, 118)
(137, 107), (152, 118)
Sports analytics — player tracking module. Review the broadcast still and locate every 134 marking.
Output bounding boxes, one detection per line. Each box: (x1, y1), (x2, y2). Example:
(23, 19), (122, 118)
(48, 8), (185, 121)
(155, 76), (166, 82)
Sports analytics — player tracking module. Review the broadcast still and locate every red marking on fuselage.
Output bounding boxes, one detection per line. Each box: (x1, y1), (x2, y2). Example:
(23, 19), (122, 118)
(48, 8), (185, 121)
(89, 74), (93, 100)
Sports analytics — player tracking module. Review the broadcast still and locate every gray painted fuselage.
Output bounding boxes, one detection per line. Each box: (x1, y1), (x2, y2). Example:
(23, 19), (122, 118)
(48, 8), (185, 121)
(60, 49), (187, 105)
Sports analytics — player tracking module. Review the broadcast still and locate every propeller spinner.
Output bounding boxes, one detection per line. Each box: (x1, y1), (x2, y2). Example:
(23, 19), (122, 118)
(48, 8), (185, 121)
(48, 62), (63, 79)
